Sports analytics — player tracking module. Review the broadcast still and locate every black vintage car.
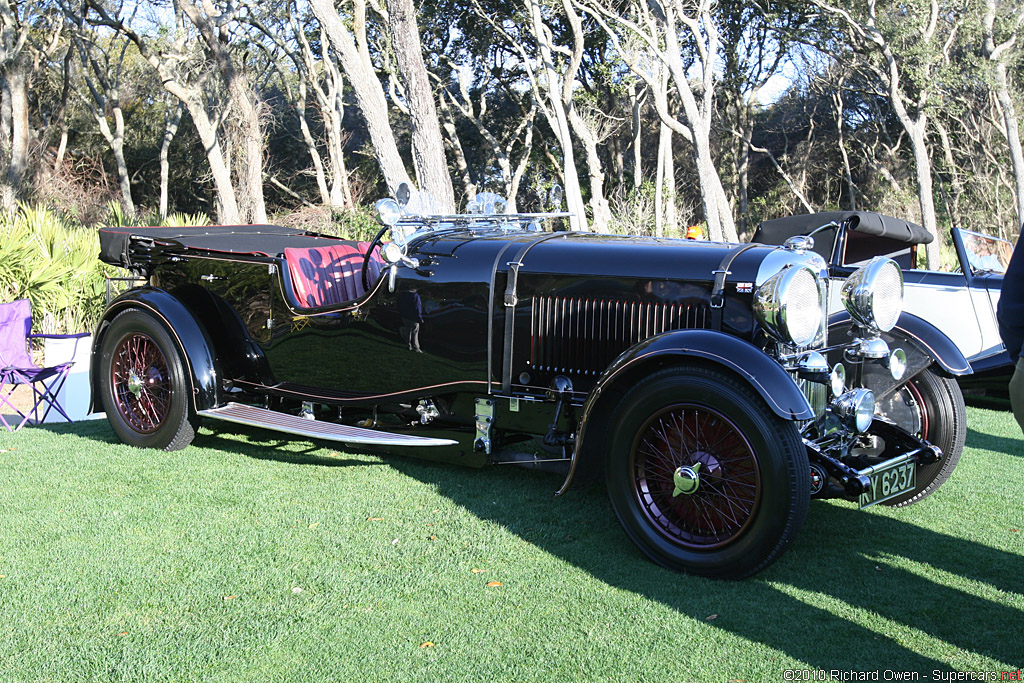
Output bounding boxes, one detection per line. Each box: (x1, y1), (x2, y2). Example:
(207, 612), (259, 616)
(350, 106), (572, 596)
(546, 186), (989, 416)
(91, 189), (968, 579)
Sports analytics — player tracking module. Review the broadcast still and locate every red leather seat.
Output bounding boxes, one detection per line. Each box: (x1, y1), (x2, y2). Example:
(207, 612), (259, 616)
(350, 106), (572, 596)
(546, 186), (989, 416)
(284, 242), (383, 309)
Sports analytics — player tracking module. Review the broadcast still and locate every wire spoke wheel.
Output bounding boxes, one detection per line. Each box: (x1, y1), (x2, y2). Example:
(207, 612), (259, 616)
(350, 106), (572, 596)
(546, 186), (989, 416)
(632, 405), (761, 549)
(100, 309), (196, 451)
(605, 366), (808, 579)
(111, 332), (172, 433)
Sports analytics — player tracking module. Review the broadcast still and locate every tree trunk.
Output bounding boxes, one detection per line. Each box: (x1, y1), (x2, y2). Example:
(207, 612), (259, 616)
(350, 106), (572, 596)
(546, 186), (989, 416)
(53, 48), (73, 171)
(646, 1), (737, 241)
(909, 122), (941, 267)
(387, 0), (455, 211)
(631, 82), (642, 190)
(733, 99), (751, 237)
(933, 119), (963, 226)
(176, 0), (266, 224)
(296, 79), (332, 206)
(437, 92), (475, 203)
(94, 104), (135, 216)
(508, 116), (535, 212)
(655, 122), (665, 237)
(320, 39), (351, 208)
(311, 0), (412, 195)
(159, 102), (182, 219)
(993, 61), (1024, 234)
(227, 70), (266, 224)
(5, 63), (28, 197)
(832, 87), (857, 210)
(691, 125), (732, 242)
(569, 106), (612, 232)
(662, 123), (676, 235)
(528, 0), (587, 229)
(188, 105), (241, 224)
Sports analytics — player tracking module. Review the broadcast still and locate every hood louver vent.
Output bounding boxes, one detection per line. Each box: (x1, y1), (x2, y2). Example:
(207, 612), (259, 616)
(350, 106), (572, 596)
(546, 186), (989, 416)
(529, 296), (709, 375)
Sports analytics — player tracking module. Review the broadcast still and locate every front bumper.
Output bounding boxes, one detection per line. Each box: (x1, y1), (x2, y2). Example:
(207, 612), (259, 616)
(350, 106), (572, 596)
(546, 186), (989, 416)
(804, 416), (942, 505)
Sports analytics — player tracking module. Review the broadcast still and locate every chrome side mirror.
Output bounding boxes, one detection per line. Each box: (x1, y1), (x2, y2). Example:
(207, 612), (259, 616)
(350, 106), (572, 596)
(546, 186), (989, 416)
(396, 182), (411, 207)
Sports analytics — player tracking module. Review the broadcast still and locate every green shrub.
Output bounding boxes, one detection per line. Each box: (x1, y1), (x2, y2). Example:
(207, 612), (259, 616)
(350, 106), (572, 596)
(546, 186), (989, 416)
(162, 211), (210, 227)
(327, 206), (382, 241)
(0, 205), (110, 334)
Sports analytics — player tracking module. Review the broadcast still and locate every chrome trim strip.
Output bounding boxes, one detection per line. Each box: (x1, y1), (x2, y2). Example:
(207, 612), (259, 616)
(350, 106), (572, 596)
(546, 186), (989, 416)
(231, 378), (489, 403)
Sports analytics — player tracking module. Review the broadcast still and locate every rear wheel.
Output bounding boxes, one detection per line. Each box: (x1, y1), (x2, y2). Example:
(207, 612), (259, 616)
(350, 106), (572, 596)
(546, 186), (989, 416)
(604, 366), (809, 579)
(878, 367), (965, 507)
(99, 310), (197, 451)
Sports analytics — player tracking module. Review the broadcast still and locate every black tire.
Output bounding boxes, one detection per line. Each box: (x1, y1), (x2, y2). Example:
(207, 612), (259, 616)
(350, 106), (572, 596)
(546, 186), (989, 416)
(99, 309), (197, 451)
(604, 366), (809, 579)
(880, 367), (966, 507)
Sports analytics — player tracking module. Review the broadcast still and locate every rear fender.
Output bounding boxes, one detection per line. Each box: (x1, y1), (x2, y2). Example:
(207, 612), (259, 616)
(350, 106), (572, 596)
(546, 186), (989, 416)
(557, 329), (813, 494)
(90, 288), (220, 414)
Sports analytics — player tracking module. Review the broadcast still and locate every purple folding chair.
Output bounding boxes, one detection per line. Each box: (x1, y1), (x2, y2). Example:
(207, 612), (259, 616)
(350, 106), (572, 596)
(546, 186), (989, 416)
(0, 299), (90, 432)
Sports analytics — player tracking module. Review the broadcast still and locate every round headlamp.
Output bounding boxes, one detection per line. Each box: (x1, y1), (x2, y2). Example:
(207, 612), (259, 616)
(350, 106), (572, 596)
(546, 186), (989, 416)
(754, 265), (823, 348)
(833, 388), (875, 433)
(830, 363), (846, 397)
(841, 257), (903, 332)
(375, 198), (403, 227)
(889, 348), (907, 381)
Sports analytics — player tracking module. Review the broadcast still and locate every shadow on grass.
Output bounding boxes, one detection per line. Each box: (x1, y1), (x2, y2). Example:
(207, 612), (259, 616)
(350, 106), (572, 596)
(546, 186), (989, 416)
(390, 457), (1024, 671)
(58, 419), (1023, 669)
(31, 418), (382, 469)
(193, 422), (384, 468)
(966, 426), (1023, 457)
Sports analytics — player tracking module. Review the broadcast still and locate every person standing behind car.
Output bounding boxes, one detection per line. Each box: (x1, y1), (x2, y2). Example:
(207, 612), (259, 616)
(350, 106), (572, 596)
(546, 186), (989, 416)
(997, 230), (1024, 435)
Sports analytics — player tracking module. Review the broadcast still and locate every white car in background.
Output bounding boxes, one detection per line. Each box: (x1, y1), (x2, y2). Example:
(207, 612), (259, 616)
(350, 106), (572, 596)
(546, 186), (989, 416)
(752, 211), (1011, 401)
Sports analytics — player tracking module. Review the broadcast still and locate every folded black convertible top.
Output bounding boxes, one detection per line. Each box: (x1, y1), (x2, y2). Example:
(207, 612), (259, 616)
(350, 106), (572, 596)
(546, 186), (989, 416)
(98, 224), (345, 268)
(752, 211), (933, 246)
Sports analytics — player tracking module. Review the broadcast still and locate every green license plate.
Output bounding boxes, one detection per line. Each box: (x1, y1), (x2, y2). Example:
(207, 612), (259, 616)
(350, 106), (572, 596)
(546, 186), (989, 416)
(858, 454), (917, 508)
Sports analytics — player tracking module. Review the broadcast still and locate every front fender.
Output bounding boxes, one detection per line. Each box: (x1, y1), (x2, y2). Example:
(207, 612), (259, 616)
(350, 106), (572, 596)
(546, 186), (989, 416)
(90, 288), (220, 413)
(557, 329), (813, 494)
(828, 311), (971, 377)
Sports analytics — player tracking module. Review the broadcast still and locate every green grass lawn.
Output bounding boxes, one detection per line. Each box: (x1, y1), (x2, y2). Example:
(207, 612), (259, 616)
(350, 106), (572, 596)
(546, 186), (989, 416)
(1, 407), (1021, 682)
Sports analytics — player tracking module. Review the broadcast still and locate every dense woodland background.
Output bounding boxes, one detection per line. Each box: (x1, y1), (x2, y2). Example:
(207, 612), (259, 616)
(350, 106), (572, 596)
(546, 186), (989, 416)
(2, 0), (1024, 270)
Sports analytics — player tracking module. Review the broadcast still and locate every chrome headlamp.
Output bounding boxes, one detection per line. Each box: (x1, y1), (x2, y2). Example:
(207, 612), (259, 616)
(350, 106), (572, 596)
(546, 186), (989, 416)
(375, 198), (403, 226)
(829, 363), (846, 397)
(833, 388), (875, 433)
(842, 257), (903, 332)
(754, 265), (823, 348)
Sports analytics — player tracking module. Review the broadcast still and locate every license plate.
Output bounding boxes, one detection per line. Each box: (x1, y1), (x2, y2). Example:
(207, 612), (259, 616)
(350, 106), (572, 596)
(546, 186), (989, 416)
(858, 454), (917, 508)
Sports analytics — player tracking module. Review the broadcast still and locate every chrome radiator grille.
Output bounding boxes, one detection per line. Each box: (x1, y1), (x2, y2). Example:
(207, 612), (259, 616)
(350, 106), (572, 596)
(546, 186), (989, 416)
(529, 296), (709, 375)
(798, 378), (828, 418)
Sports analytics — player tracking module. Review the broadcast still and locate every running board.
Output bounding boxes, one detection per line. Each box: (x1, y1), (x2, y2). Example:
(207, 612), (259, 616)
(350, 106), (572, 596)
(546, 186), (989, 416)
(198, 402), (458, 447)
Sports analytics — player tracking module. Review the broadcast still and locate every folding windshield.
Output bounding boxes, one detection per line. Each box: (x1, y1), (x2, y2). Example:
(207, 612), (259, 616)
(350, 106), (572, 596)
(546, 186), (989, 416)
(379, 189), (571, 244)
(958, 229), (1013, 275)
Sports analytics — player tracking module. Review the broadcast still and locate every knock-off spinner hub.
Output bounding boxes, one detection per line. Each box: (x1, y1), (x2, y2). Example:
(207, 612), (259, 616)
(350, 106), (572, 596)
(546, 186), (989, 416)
(127, 370), (143, 398)
(673, 462), (702, 497)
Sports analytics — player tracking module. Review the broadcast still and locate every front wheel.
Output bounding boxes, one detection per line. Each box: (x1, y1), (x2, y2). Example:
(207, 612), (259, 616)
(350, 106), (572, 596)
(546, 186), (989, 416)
(99, 309), (197, 451)
(877, 366), (966, 507)
(604, 366), (809, 579)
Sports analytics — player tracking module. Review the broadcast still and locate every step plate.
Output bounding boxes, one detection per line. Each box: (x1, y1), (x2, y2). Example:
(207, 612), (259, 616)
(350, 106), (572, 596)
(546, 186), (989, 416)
(199, 402), (458, 447)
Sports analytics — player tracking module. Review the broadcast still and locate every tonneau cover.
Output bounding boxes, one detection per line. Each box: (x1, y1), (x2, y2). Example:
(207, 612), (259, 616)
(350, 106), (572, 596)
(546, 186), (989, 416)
(98, 224), (348, 268)
(752, 211), (933, 246)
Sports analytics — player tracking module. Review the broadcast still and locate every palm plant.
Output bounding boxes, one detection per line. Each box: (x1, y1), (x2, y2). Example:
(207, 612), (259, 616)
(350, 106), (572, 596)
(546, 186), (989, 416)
(0, 205), (110, 334)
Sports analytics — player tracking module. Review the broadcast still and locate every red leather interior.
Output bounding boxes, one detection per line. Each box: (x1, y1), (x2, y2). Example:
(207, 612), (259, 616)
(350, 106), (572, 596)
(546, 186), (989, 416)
(284, 241), (383, 309)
